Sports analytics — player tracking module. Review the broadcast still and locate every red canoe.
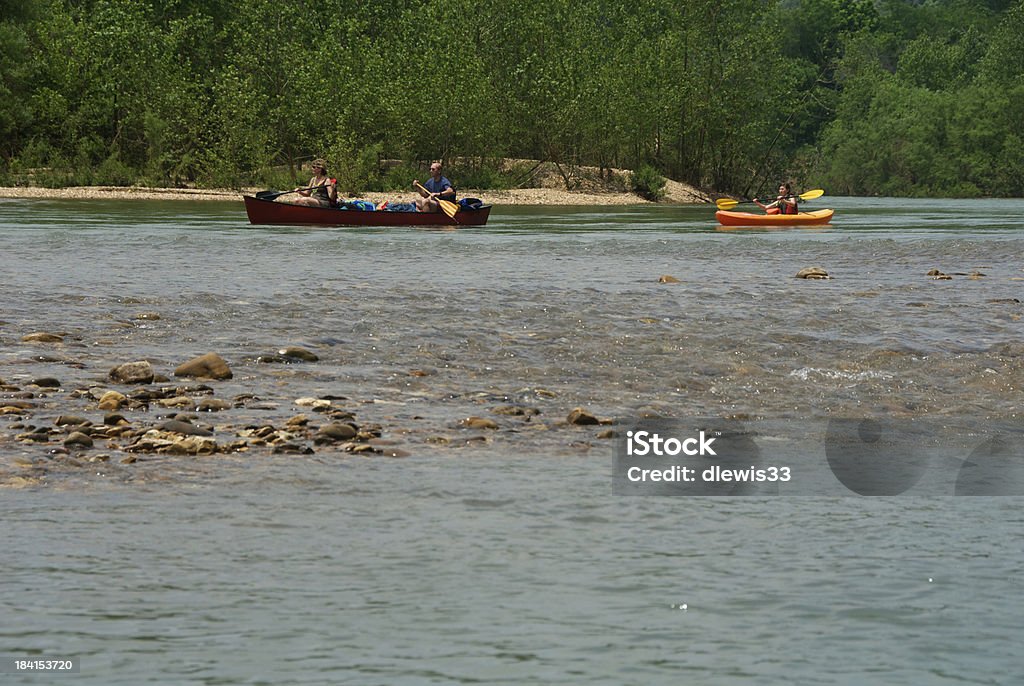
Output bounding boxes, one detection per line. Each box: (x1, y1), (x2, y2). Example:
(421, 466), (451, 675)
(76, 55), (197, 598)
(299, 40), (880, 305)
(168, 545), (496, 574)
(243, 195), (492, 227)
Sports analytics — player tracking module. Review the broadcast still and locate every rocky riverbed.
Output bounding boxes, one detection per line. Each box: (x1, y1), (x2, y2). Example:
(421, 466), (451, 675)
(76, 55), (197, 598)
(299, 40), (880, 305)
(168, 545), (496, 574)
(1, 335), (616, 489)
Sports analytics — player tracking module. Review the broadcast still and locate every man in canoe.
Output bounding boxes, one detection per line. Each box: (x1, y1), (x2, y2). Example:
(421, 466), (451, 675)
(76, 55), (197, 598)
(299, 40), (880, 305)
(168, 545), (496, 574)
(754, 183), (799, 215)
(287, 158), (337, 207)
(414, 161), (456, 212)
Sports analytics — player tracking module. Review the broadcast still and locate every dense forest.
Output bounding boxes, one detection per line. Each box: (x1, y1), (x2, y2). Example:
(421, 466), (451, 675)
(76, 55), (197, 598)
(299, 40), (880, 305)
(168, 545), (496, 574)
(1, 0), (1022, 197)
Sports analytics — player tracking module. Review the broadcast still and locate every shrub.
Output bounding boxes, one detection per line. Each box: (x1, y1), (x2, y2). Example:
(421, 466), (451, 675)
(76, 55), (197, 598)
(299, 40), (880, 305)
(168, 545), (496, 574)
(630, 164), (667, 201)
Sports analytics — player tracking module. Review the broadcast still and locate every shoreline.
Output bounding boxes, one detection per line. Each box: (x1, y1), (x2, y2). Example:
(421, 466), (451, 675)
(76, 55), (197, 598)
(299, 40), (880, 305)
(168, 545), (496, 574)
(0, 182), (709, 205)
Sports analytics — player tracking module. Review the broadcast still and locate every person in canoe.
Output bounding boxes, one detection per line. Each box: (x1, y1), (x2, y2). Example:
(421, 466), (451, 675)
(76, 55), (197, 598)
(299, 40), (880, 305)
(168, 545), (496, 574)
(286, 158), (337, 207)
(754, 183), (799, 215)
(414, 161), (456, 212)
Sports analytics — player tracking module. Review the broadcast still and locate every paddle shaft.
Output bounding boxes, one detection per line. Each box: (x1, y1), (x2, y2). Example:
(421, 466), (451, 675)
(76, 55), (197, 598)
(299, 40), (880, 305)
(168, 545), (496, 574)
(716, 189), (823, 211)
(256, 185), (323, 201)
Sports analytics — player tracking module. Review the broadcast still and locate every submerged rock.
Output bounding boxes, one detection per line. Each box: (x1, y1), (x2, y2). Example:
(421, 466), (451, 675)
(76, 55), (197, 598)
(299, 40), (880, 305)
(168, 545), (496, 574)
(22, 332), (64, 343)
(278, 346), (319, 362)
(174, 352), (232, 380)
(796, 267), (831, 280)
(461, 417), (499, 430)
(658, 275), (681, 284)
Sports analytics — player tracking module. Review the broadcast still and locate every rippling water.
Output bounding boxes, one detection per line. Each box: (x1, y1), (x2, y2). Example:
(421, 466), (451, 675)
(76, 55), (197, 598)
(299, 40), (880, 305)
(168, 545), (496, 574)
(2, 196), (1023, 683)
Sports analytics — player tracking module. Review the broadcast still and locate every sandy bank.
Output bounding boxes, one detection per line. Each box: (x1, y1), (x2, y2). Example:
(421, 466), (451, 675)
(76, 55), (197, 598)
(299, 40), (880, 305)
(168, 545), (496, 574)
(0, 179), (709, 206)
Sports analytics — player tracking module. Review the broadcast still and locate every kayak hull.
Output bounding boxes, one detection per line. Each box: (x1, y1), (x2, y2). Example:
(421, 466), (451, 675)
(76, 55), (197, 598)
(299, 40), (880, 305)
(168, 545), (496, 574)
(244, 195), (491, 227)
(715, 209), (834, 226)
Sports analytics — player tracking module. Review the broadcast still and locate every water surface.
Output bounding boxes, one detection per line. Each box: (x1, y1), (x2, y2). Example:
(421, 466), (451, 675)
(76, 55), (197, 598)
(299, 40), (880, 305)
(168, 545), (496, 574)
(1, 196), (1022, 683)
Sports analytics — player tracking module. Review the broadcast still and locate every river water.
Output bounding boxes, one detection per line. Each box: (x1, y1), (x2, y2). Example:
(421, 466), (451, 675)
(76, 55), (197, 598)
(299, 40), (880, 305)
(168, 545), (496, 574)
(1, 196), (1022, 683)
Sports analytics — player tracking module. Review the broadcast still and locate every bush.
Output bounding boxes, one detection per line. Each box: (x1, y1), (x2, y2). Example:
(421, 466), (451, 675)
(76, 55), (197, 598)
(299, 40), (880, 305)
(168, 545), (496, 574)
(630, 164), (667, 201)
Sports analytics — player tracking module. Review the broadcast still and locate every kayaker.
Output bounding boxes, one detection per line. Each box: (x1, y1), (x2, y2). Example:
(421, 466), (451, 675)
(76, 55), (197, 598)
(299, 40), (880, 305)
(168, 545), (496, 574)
(754, 183), (799, 215)
(288, 159), (336, 207)
(414, 162), (456, 212)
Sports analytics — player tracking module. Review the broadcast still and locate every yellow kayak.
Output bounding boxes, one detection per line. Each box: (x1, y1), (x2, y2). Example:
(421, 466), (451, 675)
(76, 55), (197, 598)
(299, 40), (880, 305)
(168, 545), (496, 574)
(715, 209), (834, 226)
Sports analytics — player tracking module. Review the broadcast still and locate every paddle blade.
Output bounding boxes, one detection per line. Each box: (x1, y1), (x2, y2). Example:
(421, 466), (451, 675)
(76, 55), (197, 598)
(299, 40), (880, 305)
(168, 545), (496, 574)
(438, 198), (459, 219)
(715, 198), (740, 210)
(799, 189), (824, 201)
(255, 189), (282, 200)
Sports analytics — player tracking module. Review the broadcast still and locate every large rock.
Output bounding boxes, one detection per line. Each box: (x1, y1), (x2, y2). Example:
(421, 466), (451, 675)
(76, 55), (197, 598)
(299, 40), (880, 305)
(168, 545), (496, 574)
(174, 352), (232, 380)
(109, 361), (155, 385)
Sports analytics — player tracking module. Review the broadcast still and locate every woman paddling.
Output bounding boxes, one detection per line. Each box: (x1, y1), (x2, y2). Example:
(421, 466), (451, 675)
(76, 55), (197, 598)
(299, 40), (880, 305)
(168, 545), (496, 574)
(286, 159), (336, 207)
(754, 183), (799, 215)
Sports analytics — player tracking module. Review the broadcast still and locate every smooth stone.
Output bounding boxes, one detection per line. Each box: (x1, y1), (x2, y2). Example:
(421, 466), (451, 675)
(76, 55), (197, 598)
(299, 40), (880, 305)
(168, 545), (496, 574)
(279, 346), (319, 362)
(157, 419), (214, 437)
(110, 361), (155, 384)
(31, 377), (61, 388)
(295, 397), (332, 410)
(197, 398), (232, 412)
(22, 332), (64, 343)
(98, 390), (127, 410)
(658, 275), (681, 284)
(174, 352), (232, 380)
(133, 312), (161, 320)
(64, 431), (94, 448)
(316, 422), (359, 442)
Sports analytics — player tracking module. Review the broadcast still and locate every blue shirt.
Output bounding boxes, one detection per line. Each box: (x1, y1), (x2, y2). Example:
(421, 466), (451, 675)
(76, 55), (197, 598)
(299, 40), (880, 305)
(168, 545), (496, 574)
(423, 176), (455, 200)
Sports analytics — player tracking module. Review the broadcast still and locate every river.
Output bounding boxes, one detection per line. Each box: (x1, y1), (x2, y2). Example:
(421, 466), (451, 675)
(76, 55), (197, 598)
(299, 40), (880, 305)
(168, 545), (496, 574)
(1, 196), (1022, 683)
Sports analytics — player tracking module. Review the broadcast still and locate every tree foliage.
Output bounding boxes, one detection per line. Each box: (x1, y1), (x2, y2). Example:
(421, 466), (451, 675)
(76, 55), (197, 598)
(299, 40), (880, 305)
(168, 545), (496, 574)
(2, 0), (1023, 196)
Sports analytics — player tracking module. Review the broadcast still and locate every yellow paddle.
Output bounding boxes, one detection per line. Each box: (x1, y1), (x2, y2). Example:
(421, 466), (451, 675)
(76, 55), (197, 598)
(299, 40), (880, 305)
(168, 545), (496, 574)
(414, 180), (459, 219)
(716, 189), (825, 211)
